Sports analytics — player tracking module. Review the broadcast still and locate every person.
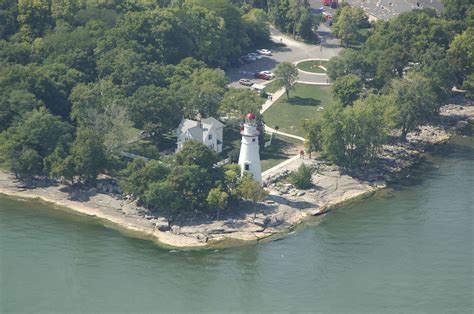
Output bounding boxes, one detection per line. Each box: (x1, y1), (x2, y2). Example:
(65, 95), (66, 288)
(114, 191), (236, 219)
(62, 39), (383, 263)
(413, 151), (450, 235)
(299, 150), (304, 159)
(280, 38), (283, 43)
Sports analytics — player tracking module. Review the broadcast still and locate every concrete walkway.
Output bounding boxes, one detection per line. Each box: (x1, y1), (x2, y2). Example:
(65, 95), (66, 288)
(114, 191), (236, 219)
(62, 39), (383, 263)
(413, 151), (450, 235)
(262, 154), (303, 178)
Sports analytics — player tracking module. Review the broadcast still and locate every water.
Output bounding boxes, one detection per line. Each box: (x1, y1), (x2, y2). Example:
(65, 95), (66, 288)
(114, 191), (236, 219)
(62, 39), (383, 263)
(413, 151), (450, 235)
(1, 137), (473, 313)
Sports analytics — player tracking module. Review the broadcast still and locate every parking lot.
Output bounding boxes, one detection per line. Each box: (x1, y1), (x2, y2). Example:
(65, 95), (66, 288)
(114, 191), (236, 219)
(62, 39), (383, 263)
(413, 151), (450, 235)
(226, 25), (342, 89)
(308, 0), (444, 20)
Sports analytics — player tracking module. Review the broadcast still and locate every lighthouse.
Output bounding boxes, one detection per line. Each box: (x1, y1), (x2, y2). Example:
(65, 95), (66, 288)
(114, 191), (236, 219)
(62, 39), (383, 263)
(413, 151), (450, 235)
(238, 112), (262, 182)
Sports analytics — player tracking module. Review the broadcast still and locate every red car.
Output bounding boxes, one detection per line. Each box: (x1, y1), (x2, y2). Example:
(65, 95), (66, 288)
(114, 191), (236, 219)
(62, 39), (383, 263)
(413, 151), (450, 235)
(254, 72), (273, 80)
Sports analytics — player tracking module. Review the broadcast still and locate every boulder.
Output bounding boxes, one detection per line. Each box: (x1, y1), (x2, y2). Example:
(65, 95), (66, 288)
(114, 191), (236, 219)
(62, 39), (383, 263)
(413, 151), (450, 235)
(156, 224), (171, 232)
(171, 225), (181, 234)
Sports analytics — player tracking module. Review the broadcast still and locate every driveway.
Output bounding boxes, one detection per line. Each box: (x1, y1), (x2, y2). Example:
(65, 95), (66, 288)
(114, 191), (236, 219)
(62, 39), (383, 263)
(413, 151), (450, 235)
(226, 24), (342, 88)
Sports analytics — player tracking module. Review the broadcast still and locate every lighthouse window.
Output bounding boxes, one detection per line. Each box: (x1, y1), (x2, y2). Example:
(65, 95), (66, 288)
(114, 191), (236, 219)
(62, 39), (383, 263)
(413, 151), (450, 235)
(252, 138), (256, 142)
(244, 164), (250, 171)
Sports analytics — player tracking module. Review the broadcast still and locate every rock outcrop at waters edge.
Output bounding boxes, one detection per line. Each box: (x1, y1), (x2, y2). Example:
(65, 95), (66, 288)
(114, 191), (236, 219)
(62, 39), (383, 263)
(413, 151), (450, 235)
(0, 104), (472, 249)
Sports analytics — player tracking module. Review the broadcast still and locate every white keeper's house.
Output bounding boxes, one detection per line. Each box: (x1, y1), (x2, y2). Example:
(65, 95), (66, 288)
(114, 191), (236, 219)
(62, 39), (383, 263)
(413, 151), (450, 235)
(176, 117), (224, 153)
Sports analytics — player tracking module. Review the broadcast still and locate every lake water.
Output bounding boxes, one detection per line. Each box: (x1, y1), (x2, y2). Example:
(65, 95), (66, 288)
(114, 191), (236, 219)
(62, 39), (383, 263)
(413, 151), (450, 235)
(1, 137), (473, 313)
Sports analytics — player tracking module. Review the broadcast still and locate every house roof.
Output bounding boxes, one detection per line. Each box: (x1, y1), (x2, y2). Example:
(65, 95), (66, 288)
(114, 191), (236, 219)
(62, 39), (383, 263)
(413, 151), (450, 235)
(186, 126), (203, 140)
(201, 117), (224, 129)
(181, 119), (199, 131)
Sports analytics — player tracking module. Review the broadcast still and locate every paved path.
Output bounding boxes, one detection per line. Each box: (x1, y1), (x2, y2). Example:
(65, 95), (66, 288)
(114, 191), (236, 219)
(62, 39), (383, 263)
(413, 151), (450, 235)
(262, 154), (303, 178)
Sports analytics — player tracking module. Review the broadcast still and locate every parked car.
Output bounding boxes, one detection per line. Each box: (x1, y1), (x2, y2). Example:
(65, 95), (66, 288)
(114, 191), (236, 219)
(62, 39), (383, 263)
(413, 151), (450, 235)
(242, 54), (256, 63)
(256, 49), (272, 56)
(239, 78), (253, 86)
(247, 52), (262, 60)
(254, 72), (272, 80)
(260, 71), (274, 79)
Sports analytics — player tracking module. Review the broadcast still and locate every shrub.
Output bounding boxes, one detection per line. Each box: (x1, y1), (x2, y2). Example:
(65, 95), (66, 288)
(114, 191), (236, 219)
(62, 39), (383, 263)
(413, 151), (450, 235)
(289, 164), (312, 189)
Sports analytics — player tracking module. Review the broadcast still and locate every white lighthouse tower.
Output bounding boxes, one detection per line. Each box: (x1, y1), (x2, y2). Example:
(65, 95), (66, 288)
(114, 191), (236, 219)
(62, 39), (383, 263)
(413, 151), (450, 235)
(238, 112), (262, 182)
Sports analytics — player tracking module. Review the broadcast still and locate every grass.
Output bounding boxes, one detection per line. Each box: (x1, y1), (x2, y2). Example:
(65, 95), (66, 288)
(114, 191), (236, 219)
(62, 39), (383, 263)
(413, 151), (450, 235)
(260, 134), (302, 172)
(263, 83), (333, 137)
(296, 60), (329, 73)
(263, 80), (281, 94)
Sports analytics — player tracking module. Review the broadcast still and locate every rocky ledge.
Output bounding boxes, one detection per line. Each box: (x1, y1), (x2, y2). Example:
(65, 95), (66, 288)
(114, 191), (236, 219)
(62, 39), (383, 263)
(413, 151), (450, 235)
(0, 103), (472, 249)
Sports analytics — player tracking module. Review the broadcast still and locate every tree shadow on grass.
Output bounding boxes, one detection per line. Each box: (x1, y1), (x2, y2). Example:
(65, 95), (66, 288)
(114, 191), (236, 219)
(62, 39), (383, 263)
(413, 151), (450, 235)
(262, 137), (297, 156)
(288, 96), (321, 106)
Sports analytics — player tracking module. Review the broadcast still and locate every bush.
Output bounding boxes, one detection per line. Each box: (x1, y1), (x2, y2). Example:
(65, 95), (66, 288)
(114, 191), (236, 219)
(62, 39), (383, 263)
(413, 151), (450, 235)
(288, 164), (312, 189)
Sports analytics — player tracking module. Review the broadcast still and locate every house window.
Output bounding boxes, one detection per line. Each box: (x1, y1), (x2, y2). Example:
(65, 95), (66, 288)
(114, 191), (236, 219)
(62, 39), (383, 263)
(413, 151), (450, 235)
(208, 134), (212, 140)
(244, 164), (250, 171)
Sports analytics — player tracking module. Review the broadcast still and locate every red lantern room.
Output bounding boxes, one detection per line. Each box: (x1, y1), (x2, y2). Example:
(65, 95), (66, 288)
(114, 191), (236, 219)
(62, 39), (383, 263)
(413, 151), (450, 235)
(245, 112), (256, 121)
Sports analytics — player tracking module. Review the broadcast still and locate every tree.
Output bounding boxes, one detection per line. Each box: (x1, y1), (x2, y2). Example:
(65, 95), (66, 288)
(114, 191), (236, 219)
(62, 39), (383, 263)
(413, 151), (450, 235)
(183, 5), (228, 66)
(326, 49), (372, 83)
(289, 163), (312, 189)
(332, 6), (368, 46)
(302, 119), (322, 158)
(242, 8), (270, 47)
(274, 61), (298, 99)
(331, 74), (363, 106)
(17, 0), (52, 39)
(296, 9), (317, 42)
(46, 154), (75, 183)
(207, 187), (228, 220)
(120, 159), (169, 200)
(167, 164), (213, 211)
(237, 175), (268, 218)
(175, 67), (227, 118)
(16, 148), (42, 179)
(0, 108), (73, 178)
(219, 88), (264, 118)
(188, 0), (250, 62)
(222, 163), (240, 197)
(375, 44), (409, 85)
(463, 73), (474, 99)
(175, 140), (219, 170)
(311, 94), (392, 168)
(69, 128), (107, 183)
(0, 0), (19, 39)
(389, 73), (439, 141)
(448, 29), (474, 83)
(129, 85), (178, 133)
(145, 180), (180, 227)
(441, 0), (472, 25)
(0, 88), (41, 132)
(51, 0), (77, 23)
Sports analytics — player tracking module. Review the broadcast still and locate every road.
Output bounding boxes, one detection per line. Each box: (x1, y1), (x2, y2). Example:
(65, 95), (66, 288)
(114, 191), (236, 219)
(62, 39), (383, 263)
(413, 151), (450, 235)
(226, 24), (342, 88)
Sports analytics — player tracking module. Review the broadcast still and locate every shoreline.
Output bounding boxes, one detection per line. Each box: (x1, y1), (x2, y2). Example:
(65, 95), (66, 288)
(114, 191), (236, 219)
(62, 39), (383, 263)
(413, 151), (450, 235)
(0, 104), (472, 249)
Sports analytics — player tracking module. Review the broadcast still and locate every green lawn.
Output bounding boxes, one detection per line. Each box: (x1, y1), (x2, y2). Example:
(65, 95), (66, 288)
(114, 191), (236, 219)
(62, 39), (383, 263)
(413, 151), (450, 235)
(263, 83), (333, 137)
(296, 60), (328, 73)
(263, 80), (281, 94)
(260, 134), (302, 172)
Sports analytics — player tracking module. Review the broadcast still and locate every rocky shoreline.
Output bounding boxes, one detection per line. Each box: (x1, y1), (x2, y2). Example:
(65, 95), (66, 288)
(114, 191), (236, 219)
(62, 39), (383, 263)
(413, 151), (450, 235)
(0, 104), (472, 249)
